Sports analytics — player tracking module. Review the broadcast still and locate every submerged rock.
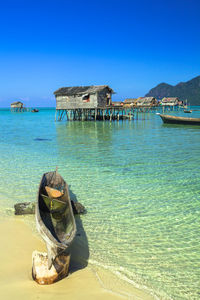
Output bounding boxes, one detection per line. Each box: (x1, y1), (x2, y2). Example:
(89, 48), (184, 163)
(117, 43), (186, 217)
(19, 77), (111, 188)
(14, 202), (35, 215)
(14, 201), (86, 215)
(71, 201), (86, 215)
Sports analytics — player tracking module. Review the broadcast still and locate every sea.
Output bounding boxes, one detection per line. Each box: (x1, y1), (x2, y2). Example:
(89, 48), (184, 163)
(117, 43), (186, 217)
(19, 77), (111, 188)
(0, 107), (200, 300)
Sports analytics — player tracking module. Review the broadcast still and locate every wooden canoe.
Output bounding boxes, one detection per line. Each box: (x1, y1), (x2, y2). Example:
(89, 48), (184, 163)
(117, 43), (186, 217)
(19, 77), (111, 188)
(157, 113), (200, 125)
(35, 170), (76, 270)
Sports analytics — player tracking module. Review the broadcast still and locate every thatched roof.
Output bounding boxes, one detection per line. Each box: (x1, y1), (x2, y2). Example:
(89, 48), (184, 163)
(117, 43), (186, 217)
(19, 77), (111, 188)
(54, 85), (115, 96)
(11, 101), (23, 105)
(162, 97), (179, 102)
(136, 97), (156, 105)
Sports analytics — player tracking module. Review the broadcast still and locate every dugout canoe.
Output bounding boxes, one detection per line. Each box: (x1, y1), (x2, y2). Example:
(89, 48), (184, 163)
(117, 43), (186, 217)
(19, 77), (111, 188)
(35, 170), (76, 270)
(157, 113), (200, 125)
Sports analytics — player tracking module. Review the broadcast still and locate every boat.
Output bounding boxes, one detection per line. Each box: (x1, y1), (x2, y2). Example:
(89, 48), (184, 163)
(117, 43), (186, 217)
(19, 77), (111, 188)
(31, 108), (39, 112)
(35, 170), (76, 269)
(184, 110), (192, 113)
(157, 113), (200, 125)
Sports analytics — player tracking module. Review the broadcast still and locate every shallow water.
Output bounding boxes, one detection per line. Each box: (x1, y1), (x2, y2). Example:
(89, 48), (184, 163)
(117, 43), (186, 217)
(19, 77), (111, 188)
(0, 107), (200, 299)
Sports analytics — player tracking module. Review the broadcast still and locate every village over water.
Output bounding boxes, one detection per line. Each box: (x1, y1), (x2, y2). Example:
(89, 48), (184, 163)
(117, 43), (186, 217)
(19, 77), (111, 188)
(11, 85), (187, 121)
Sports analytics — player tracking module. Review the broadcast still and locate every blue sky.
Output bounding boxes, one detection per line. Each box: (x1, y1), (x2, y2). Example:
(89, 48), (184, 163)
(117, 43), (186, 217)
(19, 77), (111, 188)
(0, 0), (200, 107)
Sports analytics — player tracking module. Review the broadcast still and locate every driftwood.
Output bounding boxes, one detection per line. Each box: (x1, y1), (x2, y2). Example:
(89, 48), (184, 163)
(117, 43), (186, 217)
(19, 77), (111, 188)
(32, 251), (70, 285)
(14, 201), (86, 215)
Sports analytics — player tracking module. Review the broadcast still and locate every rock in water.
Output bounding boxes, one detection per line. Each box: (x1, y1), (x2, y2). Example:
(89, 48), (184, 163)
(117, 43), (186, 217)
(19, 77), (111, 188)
(71, 201), (86, 214)
(14, 201), (86, 215)
(14, 202), (35, 215)
(32, 251), (70, 285)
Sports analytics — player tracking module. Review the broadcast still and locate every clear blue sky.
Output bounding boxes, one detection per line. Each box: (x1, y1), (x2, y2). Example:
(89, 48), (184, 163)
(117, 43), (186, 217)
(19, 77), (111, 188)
(0, 0), (200, 107)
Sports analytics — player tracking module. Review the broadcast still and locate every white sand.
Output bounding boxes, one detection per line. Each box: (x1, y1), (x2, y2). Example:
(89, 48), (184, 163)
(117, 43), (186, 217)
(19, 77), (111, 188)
(0, 217), (154, 300)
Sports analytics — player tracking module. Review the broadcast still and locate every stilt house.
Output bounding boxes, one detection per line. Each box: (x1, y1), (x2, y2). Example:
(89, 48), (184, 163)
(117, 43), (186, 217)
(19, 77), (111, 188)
(136, 97), (157, 106)
(54, 85), (115, 109)
(124, 98), (138, 107)
(161, 97), (179, 106)
(11, 101), (23, 109)
(10, 101), (24, 112)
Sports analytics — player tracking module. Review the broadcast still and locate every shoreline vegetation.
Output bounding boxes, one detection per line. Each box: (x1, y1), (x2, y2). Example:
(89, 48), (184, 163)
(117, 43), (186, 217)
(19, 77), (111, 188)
(0, 215), (155, 300)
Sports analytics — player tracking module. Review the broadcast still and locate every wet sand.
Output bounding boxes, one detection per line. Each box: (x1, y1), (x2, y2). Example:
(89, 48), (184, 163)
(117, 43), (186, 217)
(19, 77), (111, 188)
(0, 216), (154, 300)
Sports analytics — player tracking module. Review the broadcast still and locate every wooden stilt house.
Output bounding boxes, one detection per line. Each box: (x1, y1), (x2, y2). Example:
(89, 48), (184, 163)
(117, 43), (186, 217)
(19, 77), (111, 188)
(54, 85), (115, 121)
(10, 101), (24, 112)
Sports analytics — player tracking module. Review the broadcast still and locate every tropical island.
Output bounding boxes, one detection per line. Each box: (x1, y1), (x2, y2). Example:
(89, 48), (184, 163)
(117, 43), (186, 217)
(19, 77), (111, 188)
(145, 75), (200, 105)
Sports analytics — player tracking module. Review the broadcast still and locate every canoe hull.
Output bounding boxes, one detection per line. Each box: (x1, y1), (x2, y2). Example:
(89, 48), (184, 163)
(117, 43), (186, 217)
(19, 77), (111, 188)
(158, 114), (200, 125)
(35, 171), (76, 269)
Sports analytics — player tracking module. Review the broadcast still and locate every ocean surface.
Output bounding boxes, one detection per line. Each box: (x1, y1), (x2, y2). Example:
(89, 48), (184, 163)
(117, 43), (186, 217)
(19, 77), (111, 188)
(0, 107), (200, 299)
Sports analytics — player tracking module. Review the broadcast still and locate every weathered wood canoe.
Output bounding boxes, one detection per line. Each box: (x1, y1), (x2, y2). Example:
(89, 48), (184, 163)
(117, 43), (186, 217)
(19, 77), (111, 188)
(157, 113), (200, 125)
(35, 170), (76, 270)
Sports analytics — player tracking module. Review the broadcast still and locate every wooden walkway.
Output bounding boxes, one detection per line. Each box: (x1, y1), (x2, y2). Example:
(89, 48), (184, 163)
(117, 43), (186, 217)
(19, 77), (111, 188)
(55, 105), (184, 121)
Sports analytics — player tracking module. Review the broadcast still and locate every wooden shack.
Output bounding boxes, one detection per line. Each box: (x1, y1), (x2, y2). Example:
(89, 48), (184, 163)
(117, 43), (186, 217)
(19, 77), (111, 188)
(161, 97), (179, 106)
(10, 101), (24, 112)
(136, 97), (157, 106)
(54, 85), (115, 121)
(123, 98), (137, 107)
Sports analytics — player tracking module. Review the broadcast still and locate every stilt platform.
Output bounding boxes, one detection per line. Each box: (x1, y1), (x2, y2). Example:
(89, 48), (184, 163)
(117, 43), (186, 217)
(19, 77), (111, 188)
(55, 105), (184, 122)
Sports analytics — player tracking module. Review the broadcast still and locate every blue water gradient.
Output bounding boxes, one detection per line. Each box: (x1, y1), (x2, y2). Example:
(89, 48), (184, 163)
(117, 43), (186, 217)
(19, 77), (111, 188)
(0, 107), (200, 299)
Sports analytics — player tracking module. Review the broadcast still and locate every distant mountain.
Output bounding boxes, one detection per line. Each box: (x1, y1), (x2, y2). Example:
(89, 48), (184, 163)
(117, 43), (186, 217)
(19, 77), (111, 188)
(145, 76), (200, 105)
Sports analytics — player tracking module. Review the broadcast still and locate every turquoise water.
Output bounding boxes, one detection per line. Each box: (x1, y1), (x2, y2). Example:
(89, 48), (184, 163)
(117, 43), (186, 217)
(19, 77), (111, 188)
(0, 107), (200, 299)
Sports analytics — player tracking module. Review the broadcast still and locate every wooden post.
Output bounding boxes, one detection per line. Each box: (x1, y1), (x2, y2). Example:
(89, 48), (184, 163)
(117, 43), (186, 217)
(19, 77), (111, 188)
(110, 108), (112, 122)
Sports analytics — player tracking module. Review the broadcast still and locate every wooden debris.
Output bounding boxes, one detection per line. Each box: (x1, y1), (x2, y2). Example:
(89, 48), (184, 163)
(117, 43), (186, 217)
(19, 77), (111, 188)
(32, 251), (70, 285)
(45, 186), (64, 198)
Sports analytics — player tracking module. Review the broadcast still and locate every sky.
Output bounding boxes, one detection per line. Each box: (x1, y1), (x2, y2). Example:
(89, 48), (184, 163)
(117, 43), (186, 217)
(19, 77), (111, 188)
(0, 0), (200, 107)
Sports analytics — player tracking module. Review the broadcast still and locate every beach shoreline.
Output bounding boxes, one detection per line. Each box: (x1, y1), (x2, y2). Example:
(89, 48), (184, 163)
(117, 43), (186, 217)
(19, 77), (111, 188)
(0, 216), (155, 300)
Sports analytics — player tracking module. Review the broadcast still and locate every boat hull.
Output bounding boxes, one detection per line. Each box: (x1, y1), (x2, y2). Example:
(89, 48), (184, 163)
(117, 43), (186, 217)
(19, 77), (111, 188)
(158, 114), (200, 125)
(35, 171), (76, 269)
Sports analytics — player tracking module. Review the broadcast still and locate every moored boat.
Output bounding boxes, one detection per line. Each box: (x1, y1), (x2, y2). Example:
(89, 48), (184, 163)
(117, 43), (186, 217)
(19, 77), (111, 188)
(35, 170), (76, 270)
(184, 110), (192, 113)
(157, 113), (200, 125)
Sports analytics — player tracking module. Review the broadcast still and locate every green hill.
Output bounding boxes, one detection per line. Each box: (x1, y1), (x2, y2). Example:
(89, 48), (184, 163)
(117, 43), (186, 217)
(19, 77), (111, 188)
(145, 76), (200, 105)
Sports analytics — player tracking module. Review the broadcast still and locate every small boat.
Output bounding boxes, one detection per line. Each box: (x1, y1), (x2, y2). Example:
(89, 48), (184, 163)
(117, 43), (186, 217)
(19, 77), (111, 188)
(184, 110), (192, 113)
(32, 109), (39, 112)
(36, 170), (76, 269)
(157, 113), (200, 125)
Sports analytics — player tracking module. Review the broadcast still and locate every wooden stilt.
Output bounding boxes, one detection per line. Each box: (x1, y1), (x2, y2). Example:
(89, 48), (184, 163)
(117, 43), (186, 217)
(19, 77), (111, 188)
(55, 110), (57, 122)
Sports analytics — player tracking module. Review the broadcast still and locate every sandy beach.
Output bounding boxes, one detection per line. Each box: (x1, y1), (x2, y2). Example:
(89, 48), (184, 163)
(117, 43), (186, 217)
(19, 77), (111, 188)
(0, 216), (155, 300)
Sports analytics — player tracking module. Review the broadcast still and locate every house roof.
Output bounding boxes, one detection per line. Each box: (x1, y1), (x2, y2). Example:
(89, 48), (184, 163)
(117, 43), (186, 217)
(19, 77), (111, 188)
(11, 101), (23, 105)
(162, 97), (178, 102)
(137, 97), (156, 104)
(54, 85), (115, 96)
